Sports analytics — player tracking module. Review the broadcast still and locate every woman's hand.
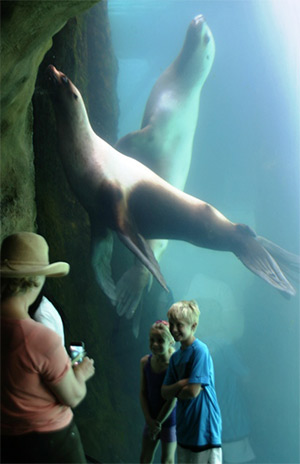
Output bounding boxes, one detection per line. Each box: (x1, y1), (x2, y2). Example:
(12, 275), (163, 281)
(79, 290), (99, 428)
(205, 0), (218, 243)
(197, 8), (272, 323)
(73, 357), (95, 382)
(47, 357), (95, 408)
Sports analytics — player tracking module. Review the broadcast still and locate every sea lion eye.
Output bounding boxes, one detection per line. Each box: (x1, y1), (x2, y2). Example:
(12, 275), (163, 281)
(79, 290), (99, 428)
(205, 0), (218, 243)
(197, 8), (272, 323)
(62, 76), (69, 85)
(73, 93), (78, 100)
(204, 34), (210, 45)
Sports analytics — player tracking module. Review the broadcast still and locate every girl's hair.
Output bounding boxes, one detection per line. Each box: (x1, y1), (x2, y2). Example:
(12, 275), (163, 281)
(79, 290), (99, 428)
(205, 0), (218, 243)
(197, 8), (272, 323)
(150, 320), (175, 344)
(167, 300), (200, 325)
(1, 276), (42, 301)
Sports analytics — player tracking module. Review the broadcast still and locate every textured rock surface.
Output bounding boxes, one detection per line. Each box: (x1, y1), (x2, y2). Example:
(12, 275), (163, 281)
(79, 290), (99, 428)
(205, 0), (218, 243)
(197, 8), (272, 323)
(1, 1), (147, 461)
(0, 0), (98, 240)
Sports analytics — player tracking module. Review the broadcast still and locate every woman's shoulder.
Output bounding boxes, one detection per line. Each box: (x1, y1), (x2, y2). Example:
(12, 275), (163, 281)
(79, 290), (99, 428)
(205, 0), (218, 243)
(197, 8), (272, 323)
(26, 319), (62, 351)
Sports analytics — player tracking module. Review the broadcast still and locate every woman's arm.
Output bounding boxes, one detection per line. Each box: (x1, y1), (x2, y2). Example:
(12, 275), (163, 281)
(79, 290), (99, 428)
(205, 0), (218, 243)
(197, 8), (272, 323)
(47, 356), (95, 408)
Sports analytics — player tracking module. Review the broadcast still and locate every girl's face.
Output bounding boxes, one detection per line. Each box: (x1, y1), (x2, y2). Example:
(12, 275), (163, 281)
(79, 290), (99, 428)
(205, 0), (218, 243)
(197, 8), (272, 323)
(149, 329), (171, 356)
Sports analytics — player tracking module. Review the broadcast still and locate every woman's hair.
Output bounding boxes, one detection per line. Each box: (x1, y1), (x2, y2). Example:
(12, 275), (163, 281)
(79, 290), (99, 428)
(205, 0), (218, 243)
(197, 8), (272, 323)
(1, 276), (42, 301)
(167, 300), (200, 325)
(150, 320), (175, 344)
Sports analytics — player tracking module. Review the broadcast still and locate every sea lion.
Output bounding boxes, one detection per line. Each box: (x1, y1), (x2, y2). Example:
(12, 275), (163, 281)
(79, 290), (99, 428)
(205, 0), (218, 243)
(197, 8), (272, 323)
(115, 15), (216, 325)
(46, 65), (299, 313)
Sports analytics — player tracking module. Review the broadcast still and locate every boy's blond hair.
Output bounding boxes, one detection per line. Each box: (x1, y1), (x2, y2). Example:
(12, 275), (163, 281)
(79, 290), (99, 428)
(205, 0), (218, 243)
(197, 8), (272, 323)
(167, 300), (200, 326)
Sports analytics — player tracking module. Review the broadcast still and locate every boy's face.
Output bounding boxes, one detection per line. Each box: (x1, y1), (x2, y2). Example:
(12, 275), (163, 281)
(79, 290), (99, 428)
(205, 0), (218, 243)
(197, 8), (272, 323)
(168, 316), (196, 345)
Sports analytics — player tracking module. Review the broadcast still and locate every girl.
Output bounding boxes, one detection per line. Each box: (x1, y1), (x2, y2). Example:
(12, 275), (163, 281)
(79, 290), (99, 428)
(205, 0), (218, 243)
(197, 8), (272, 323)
(140, 320), (177, 463)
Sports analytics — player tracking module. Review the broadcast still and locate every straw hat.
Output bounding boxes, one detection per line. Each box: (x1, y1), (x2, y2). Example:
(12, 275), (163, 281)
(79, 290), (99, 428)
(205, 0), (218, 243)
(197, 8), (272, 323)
(0, 232), (70, 278)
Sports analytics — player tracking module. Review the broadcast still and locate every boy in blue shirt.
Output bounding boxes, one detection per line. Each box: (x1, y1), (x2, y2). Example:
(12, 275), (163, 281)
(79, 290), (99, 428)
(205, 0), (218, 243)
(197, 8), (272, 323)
(161, 300), (222, 463)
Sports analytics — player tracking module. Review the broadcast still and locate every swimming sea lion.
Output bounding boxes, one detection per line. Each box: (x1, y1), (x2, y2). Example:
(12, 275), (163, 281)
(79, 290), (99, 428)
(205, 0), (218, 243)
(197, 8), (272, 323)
(115, 15), (215, 325)
(46, 65), (299, 312)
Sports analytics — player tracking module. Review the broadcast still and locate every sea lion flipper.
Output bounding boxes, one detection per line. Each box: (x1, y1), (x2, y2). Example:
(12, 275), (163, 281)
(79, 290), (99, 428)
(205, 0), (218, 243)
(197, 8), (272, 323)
(235, 227), (296, 295)
(115, 126), (151, 158)
(116, 263), (151, 317)
(131, 302), (143, 339)
(256, 236), (300, 283)
(91, 230), (117, 305)
(116, 230), (168, 292)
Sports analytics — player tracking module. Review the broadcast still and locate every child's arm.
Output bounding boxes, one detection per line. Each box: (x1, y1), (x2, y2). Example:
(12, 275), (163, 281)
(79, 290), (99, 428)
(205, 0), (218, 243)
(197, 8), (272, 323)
(150, 397), (177, 440)
(140, 356), (153, 423)
(140, 355), (161, 440)
(161, 378), (189, 400)
(177, 383), (202, 399)
(156, 397), (176, 425)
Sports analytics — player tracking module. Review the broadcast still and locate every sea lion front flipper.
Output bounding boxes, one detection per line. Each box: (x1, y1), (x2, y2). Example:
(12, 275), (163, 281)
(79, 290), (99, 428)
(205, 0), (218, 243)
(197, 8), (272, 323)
(116, 228), (168, 292)
(234, 225), (296, 296)
(132, 301), (144, 339)
(115, 126), (151, 158)
(116, 262), (151, 317)
(91, 229), (117, 305)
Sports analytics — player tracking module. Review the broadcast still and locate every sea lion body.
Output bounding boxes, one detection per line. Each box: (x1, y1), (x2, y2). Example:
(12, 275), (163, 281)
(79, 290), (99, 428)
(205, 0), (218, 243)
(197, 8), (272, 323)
(115, 16), (216, 324)
(116, 14), (215, 188)
(47, 65), (299, 312)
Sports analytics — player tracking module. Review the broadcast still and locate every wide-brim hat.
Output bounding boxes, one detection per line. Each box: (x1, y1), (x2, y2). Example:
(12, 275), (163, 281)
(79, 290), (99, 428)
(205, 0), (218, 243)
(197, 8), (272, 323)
(0, 232), (70, 278)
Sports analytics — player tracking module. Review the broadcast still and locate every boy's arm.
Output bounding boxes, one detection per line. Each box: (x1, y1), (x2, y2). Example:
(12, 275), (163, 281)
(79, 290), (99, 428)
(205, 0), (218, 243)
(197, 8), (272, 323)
(161, 378), (189, 399)
(177, 383), (202, 399)
(173, 341), (210, 400)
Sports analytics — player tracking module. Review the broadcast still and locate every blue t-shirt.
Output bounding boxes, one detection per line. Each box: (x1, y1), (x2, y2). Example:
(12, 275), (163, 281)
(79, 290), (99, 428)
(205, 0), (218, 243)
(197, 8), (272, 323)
(163, 338), (222, 448)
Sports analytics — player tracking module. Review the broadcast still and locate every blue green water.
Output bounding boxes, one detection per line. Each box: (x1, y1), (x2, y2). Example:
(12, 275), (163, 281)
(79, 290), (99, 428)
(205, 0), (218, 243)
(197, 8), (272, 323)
(108, 1), (299, 462)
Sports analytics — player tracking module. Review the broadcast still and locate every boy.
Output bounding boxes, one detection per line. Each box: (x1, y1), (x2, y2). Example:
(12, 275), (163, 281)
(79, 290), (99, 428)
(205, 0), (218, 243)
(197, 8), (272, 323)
(161, 300), (222, 464)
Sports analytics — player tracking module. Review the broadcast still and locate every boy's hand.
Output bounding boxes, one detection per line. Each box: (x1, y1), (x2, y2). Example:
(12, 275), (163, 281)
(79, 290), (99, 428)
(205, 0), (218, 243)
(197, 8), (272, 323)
(161, 378), (190, 400)
(178, 378), (189, 389)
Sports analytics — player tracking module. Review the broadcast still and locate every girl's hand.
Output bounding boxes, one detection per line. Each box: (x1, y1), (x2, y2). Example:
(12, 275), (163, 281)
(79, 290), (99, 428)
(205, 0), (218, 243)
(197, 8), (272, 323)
(149, 420), (161, 440)
(147, 418), (161, 440)
(73, 356), (95, 382)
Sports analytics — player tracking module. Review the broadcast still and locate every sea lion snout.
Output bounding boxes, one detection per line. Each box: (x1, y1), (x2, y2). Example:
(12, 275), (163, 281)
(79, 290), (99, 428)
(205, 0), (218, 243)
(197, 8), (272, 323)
(46, 64), (58, 82)
(193, 14), (205, 26)
(46, 65), (80, 107)
(186, 14), (214, 53)
(46, 64), (69, 86)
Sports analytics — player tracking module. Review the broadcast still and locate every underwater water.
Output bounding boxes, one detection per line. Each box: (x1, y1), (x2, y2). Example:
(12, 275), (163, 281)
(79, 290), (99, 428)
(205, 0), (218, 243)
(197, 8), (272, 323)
(108, 1), (299, 463)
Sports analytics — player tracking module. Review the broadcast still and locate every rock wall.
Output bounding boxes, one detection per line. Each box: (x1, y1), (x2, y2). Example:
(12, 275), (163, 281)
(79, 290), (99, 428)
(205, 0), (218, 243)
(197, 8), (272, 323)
(1, 1), (146, 462)
(0, 0), (98, 240)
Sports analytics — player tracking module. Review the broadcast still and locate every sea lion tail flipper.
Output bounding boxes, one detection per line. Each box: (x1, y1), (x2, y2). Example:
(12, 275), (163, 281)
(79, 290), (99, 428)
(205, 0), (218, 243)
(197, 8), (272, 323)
(256, 236), (300, 283)
(234, 225), (296, 296)
(117, 230), (168, 292)
(116, 263), (150, 318)
(91, 230), (117, 305)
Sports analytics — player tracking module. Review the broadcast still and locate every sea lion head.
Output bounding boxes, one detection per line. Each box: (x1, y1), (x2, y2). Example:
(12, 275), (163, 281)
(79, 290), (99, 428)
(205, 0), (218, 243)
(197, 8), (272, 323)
(46, 65), (89, 128)
(179, 14), (215, 85)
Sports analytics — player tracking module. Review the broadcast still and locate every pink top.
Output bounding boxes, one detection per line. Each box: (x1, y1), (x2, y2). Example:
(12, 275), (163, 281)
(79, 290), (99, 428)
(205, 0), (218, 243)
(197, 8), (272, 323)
(1, 317), (73, 435)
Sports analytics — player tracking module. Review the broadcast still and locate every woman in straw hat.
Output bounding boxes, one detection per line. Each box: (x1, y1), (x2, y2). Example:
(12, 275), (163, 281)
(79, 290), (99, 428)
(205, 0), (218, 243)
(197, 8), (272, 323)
(0, 232), (95, 463)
